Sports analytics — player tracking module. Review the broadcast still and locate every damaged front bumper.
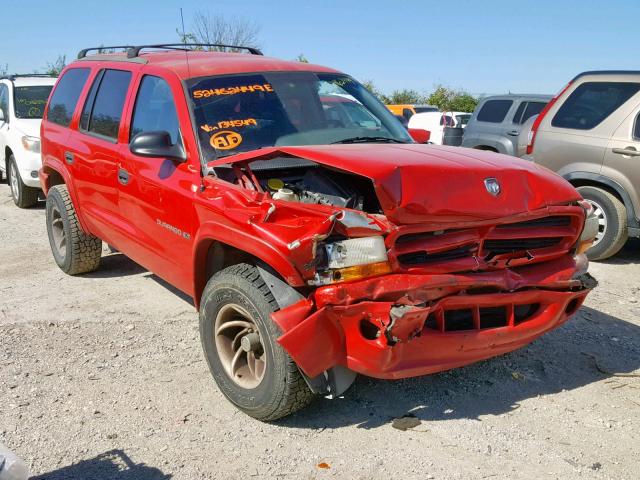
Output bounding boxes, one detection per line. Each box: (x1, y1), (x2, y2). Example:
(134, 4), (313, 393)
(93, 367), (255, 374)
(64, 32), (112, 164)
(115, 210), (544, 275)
(272, 254), (596, 381)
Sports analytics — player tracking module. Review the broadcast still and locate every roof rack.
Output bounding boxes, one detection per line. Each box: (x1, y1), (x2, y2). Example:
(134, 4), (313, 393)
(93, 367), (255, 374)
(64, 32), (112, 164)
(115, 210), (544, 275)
(77, 46), (137, 59)
(0, 73), (57, 81)
(77, 43), (263, 60)
(125, 43), (263, 58)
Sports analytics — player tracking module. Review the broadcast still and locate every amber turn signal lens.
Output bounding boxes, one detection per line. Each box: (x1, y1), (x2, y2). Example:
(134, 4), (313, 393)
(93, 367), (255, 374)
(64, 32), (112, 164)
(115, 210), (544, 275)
(576, 239), (595, 255)
(331, 261), (392, 283)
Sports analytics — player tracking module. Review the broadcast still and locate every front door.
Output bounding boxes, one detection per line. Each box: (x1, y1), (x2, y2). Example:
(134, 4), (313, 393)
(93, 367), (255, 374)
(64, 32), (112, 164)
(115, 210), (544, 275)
(117, 74), (198, 292)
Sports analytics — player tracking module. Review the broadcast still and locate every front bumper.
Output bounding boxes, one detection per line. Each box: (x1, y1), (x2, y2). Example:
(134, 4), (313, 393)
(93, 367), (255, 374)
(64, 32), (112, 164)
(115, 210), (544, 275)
(14, 149), (42, 188)
(273, 254), (595, 380)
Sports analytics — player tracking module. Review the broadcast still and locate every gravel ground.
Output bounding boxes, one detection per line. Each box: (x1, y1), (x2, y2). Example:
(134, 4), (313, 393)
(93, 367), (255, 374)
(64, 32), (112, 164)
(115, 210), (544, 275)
(1, 181), (639, 480)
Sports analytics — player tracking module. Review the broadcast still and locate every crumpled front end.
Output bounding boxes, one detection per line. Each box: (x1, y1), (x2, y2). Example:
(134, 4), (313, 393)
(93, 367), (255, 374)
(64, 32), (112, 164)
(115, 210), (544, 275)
(273, 253), (596, 379)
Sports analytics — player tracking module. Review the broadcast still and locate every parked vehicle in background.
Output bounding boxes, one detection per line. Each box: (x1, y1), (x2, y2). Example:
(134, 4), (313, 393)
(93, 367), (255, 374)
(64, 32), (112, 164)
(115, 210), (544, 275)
(462, 94), (551, 156)
(40, 44), (596, 421)
(408, 111), (470, 145)
(0, 74), (56, 207)
(386, 104), (438, 121)
(522, 71), (640, 260)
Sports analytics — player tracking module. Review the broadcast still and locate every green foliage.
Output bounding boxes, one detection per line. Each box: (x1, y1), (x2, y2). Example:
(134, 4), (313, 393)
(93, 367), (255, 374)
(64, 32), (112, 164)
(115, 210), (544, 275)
(360, 80), (390, 103)
(44, 55), (66, 76)
(426, 85), (478, 112)
(387, 89), (426, 105)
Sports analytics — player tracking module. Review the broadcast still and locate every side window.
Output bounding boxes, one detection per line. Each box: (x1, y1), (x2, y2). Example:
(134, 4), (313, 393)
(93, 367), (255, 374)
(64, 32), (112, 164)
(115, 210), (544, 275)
(476, 100), (513, 123)
(521, 101), (547, 124)
(81, 69), (132, 140)
(0, 85), (9, 120)
(552, 82), (640, 130)
(130, 75), (180, 145)
(47, 68), (90, 127)
(633, 113), (640, 140)
(402, 108), (413, 120)
(512, 102), (527, 124)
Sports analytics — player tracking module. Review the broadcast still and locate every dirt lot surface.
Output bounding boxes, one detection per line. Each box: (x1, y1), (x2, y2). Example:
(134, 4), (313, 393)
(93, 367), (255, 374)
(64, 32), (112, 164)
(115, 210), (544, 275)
(1, 181), (639, 480)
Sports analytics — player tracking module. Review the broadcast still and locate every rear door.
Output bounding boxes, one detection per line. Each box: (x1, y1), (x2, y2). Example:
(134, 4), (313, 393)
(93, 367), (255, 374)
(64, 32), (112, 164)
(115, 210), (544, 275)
(470, 98), (514, 153)
(72, 68), (133, 243)
(117, 73), (198, 292)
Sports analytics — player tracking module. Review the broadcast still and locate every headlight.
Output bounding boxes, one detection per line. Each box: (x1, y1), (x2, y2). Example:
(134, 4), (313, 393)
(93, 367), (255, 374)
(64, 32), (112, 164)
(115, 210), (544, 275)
(576, 200), (598, 254)
(21, 135), (40, 153)
(311, 236), (391, 286)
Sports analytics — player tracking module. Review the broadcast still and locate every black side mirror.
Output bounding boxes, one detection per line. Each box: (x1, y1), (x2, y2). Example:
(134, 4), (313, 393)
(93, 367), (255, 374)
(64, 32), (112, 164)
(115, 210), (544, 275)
(130, 131), (186, 162)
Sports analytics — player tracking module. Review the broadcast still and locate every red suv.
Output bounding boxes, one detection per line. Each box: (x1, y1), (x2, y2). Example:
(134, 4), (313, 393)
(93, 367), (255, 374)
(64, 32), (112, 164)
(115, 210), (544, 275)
(40, 44), (598, 420)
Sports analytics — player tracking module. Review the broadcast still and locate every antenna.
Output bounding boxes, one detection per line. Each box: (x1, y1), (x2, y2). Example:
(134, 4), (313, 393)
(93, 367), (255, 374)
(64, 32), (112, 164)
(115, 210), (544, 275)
(179, 8), (191, 78)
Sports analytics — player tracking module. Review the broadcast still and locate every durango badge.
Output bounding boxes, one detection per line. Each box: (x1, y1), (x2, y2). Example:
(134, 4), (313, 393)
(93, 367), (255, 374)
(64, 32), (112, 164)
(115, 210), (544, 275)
(484, 177), (501, 196)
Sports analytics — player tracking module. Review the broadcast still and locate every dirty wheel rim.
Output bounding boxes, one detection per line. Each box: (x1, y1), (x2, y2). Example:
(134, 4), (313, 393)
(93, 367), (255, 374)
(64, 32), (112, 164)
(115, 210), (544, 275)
(50, 204), (67, 259)
(586, 199), (607, 246)
(9, 162), (19, 200)
(214, 303), (266, 389)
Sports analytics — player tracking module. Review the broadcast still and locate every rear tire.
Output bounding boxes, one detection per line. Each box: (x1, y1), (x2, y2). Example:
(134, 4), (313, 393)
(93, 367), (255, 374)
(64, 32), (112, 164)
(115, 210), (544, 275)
(8, 155), (39, 208)
(577, 186), (628, 261)
(46, 184), (102, 274)
(199, 263), (315, 421)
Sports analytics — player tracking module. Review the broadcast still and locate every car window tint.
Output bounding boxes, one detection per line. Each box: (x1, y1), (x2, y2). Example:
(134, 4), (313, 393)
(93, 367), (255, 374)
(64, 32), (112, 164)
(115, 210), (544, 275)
(552, 82), (640, 130)
(477, 100), (513, 123)
(47, 68), (90, 127)
(521, 101), (547, 124)
(130, 76), (180, 144)
(512, 102), (526, 124)
(83, 69), (132, 140)
(634, 113), (640, 140)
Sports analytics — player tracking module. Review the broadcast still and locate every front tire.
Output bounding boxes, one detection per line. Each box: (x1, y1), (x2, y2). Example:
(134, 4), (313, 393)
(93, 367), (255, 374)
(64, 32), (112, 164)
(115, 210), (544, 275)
(8, 155), (39, 208)
(199, 263), (315, 421)
(46, 184), (102, 274)
(577, 186), (628, 261)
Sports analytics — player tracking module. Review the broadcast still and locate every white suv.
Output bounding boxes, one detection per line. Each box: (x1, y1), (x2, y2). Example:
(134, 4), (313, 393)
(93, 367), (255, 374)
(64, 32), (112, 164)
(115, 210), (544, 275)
(0, 75), (56, 207)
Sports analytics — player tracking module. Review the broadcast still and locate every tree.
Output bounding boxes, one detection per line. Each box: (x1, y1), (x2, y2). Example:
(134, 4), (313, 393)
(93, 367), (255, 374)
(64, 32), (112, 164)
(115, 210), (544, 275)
(182, 11), (261, 51)
(387, 89), (426, 105)
(360, 80), (390, 103)
(426, 85), (478, 112)
(44, 55), (66, 76)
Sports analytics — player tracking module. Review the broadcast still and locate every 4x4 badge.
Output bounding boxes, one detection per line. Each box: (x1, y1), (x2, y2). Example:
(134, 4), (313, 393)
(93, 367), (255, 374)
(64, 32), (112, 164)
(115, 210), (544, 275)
(484, 178), (501, 196)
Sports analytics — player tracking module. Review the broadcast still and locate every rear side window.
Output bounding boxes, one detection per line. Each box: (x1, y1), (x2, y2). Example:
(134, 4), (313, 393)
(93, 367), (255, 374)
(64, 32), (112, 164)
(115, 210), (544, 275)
(476, 99), (513, 123)
(634, 113), (640, 140)
(81, 69), (132, 140)
(130, 75), (180, 144)
(512, 102), (527, 124)
(552, 82), (640, 130)
(47, 68), (90, 127)
(521, 101), (547, 124)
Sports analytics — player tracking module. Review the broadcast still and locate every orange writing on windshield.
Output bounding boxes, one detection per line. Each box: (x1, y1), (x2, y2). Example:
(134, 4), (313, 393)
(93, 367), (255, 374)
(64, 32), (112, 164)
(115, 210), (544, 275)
(193, 84), (274, 99)
(210, 131), (243, 150)
(200, 118), (257, 132)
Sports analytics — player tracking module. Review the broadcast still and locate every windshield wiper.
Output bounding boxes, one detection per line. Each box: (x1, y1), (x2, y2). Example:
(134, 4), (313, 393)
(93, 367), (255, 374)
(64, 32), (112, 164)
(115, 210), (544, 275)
(332, 136), (407, 144)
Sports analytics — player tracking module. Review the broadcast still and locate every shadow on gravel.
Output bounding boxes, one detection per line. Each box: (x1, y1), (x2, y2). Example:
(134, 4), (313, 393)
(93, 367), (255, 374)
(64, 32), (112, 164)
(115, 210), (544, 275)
(83, 253), (147, 278)
(31, 449), (171, 480)
(599, 237), (639, 266)
(279, 306), (640, 430)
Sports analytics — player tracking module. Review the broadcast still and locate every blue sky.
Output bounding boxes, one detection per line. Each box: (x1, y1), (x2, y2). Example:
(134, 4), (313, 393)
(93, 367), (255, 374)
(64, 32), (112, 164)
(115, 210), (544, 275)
(2, 0), (639, 96)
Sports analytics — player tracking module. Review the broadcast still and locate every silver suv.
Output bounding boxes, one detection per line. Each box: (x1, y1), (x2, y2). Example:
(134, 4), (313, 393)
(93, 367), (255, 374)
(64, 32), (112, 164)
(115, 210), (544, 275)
(522, 71), (640, 260)
(462, 94), (551, 156)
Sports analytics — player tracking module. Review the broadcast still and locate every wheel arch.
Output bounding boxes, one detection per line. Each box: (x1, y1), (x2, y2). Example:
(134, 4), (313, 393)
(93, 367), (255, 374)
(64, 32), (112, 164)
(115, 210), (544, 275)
(564, 171), (638, 229)
(192, 233), (305, 311)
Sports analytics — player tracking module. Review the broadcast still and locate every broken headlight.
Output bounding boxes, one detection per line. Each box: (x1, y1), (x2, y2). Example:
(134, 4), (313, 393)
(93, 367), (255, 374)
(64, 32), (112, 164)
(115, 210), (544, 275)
(576, 200), (599, 254)
(310, 236), (391, 286)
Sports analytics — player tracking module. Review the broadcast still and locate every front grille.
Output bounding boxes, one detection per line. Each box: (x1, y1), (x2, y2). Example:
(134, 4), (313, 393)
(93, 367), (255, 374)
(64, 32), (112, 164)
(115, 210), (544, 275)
(391, 212), (581, 273)
(483, 237), (562, 255)
(425, 302), (540, 332)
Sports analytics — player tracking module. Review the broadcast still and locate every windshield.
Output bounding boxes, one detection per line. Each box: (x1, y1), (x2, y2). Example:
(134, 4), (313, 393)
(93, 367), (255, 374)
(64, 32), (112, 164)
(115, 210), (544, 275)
(187, 72), (411, 159)
(14, 85), (53, 119)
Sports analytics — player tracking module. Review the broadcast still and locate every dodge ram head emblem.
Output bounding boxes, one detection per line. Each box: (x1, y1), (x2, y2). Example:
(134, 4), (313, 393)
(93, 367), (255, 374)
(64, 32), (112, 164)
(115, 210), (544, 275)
(484, 178), (501, 196)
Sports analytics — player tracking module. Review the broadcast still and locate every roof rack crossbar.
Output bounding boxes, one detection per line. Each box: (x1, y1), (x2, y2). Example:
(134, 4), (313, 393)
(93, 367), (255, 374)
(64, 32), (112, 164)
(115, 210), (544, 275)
(77, 46), (136, 59)
(0, 73), (57, 80)
(126, 43), (263, 58)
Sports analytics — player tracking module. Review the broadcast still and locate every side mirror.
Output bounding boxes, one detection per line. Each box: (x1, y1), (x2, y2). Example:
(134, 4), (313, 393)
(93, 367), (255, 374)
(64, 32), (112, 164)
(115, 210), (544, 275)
(130, 131), (186, 162)
(408, 128), (430, 144)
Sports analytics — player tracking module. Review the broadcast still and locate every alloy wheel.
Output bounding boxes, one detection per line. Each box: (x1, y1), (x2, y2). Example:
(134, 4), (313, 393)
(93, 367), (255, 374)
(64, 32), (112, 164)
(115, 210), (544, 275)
(50, 204), (67, 259)
(586, 199), (607, 246)
(214, 303), (266, 389)
(9, 162), (19, 200)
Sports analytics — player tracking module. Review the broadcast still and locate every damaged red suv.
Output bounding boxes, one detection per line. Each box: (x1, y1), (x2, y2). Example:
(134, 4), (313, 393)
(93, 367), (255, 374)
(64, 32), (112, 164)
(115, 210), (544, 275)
(40, 44), (598, 420)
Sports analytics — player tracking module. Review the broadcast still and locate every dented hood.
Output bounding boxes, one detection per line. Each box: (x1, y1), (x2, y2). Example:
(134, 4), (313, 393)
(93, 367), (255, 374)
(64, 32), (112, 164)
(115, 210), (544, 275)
(208, 144), (580, 225)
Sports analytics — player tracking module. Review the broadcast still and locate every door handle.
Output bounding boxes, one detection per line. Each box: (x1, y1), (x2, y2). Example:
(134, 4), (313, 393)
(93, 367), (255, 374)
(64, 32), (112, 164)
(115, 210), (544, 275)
(64, 151), (74, 164)
(612, 147), (640, 157)
(506, 130), (520, 137)
(118, 168), (130, 185)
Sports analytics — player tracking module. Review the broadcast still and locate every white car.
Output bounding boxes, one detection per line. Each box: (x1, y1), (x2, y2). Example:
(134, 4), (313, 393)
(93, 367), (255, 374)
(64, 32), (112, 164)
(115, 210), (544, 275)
(408, 111), (471, 145)
(0, 74), (56, 207)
